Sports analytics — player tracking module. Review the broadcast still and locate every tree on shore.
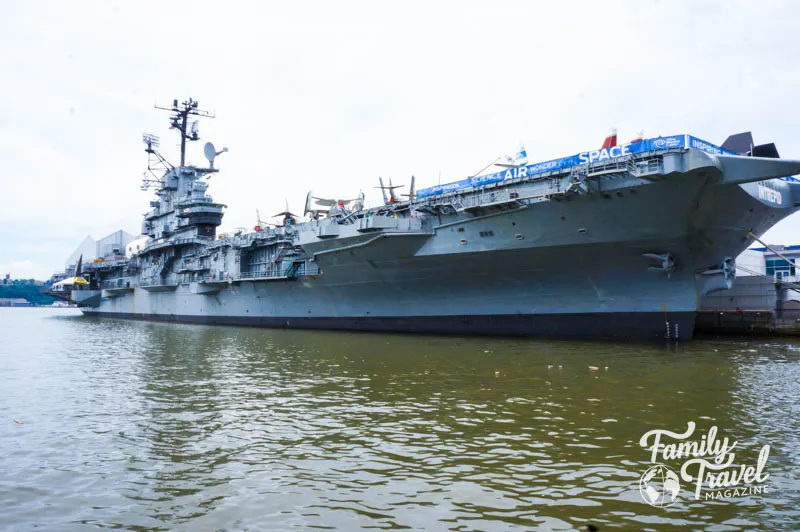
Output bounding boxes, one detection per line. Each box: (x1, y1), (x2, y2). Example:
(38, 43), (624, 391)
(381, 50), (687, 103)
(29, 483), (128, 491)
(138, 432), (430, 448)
(0, 280), (55, 305)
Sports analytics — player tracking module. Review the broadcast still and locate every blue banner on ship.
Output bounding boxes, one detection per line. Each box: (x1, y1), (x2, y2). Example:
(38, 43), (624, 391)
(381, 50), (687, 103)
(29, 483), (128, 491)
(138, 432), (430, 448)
(417, 134), (689, 198)
(686, 136), (737, 156)
(417, 135), (794, 198)
(416, 134), (798, 198)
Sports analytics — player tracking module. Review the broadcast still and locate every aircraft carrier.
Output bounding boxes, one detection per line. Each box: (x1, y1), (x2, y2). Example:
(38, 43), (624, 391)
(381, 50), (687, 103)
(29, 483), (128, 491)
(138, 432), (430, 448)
(49, 99), (800, 339)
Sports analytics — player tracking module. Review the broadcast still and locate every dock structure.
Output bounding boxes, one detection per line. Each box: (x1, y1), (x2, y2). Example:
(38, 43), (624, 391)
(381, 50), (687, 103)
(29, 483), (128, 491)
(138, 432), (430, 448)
(698, 246), (800, 335)
(696, 309), (800, 336)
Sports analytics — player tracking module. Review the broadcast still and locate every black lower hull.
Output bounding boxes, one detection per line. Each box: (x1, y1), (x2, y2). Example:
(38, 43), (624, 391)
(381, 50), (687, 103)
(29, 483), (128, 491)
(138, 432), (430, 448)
(80, 311), (696, 340)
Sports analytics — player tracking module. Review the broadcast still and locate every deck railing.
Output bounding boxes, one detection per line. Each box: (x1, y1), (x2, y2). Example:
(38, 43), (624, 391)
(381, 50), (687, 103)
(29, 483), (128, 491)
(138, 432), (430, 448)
(139, 276), (178, 288)
(235, 262), (320, 281)
(101, 278), (133, 290)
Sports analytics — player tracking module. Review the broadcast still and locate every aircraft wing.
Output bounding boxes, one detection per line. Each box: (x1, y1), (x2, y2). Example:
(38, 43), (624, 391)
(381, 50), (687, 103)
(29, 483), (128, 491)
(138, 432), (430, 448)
(312, 197), (338, 207)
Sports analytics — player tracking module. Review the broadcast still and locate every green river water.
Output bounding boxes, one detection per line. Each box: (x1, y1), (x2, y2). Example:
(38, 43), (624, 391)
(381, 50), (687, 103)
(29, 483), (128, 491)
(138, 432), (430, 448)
(1, 307), (798, 531)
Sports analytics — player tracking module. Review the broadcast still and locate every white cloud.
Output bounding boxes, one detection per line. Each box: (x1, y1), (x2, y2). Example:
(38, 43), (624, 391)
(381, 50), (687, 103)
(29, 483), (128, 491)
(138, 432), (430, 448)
(1, 0), (799, 278)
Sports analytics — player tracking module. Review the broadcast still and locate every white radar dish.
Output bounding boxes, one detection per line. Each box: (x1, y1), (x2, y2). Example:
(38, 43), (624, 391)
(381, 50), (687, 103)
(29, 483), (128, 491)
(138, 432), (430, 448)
(204, 142), (217, 163)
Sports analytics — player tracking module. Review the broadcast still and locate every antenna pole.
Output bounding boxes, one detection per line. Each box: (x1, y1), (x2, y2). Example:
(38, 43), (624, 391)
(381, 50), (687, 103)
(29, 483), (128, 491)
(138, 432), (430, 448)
(155, 98), (214, 167)
(179, 107), (188, 166)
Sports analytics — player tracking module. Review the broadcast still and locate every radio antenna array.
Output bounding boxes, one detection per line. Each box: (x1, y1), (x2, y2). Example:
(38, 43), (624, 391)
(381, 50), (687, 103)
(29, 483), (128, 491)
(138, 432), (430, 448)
(154, 98), (215, 166)
(140, 133), (174, 190)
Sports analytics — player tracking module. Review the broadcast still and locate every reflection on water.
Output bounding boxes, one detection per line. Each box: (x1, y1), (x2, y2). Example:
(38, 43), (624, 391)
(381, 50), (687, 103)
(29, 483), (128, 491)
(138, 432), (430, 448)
(1, 308), (799, 530)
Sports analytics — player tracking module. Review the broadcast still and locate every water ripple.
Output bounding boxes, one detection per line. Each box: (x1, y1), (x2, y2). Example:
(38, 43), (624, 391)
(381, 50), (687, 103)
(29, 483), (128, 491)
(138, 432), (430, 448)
(0, 308), (799, 530)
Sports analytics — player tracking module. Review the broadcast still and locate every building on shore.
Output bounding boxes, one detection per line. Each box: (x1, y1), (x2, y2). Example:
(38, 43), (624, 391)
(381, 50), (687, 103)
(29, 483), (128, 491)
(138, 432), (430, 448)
(698, 245), (800, 335)
(50, 230), (138, 286)
(0, 298), (32, 307)
(65, 235), (97, 271)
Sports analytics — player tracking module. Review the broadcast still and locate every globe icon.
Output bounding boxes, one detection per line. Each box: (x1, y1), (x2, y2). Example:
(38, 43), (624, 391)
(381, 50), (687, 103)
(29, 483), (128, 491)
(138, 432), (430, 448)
(639, 464), (680, 507)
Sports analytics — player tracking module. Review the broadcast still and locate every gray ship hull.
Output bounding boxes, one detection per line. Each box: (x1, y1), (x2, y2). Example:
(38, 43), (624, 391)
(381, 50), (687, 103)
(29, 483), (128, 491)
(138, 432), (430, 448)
(83, 309), (695, 339)
(82, 172), (797, 340)
(82, 235), (702, 339)
(60, 116), (800, 341)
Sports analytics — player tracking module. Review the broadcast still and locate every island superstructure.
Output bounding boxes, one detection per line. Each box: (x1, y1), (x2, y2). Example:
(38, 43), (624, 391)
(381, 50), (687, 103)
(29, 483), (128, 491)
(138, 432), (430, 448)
(49, 99), (800, 339)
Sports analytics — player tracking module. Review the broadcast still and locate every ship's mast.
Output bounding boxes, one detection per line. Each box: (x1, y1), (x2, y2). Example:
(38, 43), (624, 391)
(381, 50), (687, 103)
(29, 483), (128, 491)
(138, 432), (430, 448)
(155, 98), (214, 166)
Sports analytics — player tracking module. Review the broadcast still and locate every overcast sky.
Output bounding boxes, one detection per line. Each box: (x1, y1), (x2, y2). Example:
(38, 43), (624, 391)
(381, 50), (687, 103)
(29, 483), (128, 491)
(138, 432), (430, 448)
(2, 0), (799, 279)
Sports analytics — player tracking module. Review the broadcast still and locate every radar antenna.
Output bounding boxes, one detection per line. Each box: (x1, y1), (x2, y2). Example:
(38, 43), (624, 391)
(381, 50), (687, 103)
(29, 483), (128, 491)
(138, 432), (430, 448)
(154, 98), (214, 166)
(203, 142), (228, 169)
(140, 133), (173, 190)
